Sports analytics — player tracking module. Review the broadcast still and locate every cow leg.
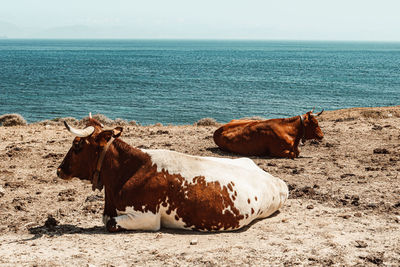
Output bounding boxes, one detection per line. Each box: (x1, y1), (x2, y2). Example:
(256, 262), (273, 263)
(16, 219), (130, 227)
(293, 147), (300, 158)
(103, 191), (119, 231)
(106, 210), (161, 232)
(282, 149), (296, 159)
(270, 148), (296, 159)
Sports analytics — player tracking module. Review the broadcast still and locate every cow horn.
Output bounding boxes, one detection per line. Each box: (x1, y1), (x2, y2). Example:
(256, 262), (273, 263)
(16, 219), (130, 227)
(311, 109), (324, 117)
(310, 107), (315, 113)
(88, 112), (104, 127)
(64, 121), (95, 137)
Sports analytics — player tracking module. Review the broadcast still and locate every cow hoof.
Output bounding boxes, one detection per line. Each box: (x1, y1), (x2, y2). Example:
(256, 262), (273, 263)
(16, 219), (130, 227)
(106, 218), (124, 232)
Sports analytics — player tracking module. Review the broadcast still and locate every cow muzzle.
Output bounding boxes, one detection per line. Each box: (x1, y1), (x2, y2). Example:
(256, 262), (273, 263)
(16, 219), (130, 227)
(57, 168), (71, 180)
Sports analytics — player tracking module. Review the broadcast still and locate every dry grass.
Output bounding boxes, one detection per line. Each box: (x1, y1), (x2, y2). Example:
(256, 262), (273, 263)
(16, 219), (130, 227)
(0, 113), (27, 126)
(194, 117), (219, 126)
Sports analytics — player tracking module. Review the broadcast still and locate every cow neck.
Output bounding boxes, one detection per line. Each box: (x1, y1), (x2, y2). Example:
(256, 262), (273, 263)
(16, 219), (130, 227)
(92, 136), (115, 191)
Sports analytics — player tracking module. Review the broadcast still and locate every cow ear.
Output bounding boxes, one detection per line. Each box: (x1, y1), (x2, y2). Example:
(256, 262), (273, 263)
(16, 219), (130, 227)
(112, 127), (123, 138)
(96, 127), (123, 147)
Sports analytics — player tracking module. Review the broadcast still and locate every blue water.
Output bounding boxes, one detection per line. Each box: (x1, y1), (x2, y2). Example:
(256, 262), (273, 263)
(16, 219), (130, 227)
(1, 39), (399, 124)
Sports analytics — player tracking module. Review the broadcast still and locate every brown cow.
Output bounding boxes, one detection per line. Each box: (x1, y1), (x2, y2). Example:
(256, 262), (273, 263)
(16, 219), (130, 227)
(213, 109), (324, 159)
(57, 116), (288, 232)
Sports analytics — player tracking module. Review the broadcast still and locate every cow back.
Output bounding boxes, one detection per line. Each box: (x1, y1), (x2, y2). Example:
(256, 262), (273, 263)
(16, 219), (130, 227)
(213, 119), (279, 156)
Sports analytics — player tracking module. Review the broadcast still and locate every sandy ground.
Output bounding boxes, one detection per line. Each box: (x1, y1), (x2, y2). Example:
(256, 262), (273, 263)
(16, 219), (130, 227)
(0, 106), (399, 266)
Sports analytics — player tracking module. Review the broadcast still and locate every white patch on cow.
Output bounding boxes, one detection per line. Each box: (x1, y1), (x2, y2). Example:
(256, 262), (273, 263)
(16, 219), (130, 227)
(143, 149), (289, 230)
(115, 206), (161, 231)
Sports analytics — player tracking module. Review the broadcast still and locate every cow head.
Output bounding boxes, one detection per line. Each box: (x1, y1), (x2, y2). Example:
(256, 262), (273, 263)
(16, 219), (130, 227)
(303, 108), (324, 140)
(57, 114), (122, 191)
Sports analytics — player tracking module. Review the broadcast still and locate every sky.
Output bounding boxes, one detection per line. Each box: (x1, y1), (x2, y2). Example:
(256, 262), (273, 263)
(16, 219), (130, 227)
(0, 0), (399, 40)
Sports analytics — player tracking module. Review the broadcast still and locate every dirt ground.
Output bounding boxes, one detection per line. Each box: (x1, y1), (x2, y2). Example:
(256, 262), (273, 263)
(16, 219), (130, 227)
(0, 106), (399, 266)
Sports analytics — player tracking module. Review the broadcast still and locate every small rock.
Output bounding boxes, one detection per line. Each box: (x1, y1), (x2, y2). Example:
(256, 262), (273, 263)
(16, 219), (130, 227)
(0, 185), (5, 197)
(360, 253), (384, 265)
(340, 173), (355, 179)
(355, 240), (368, 248)
(155, 233), (162, 239)
(372, 125), (383, 130)
(373, 148), (390, 154)
(339, 214), (351, 219)
(190, 239), (198, 245)
(85, 195), (103, 202)
(156, 130), (169, 135)
(354, 212), (362, 217)
(44, 215), (58, 229)
(306, 204), (314, 209)
(324, 142), (334, 148)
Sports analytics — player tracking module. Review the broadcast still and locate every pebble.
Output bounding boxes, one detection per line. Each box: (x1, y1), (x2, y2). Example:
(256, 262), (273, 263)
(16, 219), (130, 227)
(190, 239), (198, 245)
(0, 185), (4, 197)
(306, 204), (314, 209)
(355, 240), (368, 248)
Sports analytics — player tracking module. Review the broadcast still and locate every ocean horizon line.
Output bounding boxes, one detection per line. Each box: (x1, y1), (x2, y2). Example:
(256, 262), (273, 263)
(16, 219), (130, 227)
(1, 38), (400, 44)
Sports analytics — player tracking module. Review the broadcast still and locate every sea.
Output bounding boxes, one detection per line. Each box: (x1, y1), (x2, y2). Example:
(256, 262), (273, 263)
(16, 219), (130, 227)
(0, 39), (399, 125)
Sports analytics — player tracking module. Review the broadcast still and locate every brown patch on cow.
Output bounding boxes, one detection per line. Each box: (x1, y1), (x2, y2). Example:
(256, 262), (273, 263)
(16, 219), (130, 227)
(227, 183), (233, 191)
(245, 214), (249, 219)
(251, 208), (254, 214)
(175, 215), (179, 221)
(255, 196), (258, 201)
(116, 156), (245, 231)
(234, 191), (237, 197)
(247, 198), (251, 204)
(163, 172), (244, 231)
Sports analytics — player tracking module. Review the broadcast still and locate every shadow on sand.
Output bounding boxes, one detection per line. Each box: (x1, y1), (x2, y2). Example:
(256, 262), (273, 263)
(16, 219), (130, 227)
(206, 146), (313, 160)
(22, 210), (281, 241)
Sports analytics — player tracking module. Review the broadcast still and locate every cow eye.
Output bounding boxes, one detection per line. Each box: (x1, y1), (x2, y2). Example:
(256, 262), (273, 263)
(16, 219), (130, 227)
(72, 140), (83, 153)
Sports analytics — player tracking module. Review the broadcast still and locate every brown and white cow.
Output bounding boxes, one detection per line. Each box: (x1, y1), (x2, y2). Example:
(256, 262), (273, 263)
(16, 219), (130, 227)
(213, 109), (324, 159)
(57, 117), (288, 232)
